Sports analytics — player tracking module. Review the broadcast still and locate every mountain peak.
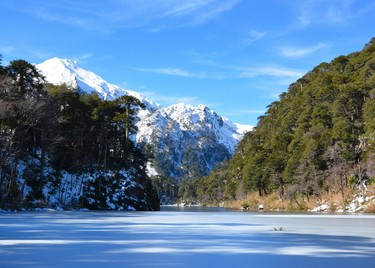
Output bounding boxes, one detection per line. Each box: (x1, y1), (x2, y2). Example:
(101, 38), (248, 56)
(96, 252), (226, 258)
(35, 57), (253, 180)
(38, 57), (80, 72)
(36, 57), (125, 100)
(47, 57), (77, 64)
(36, 58), (160, 112)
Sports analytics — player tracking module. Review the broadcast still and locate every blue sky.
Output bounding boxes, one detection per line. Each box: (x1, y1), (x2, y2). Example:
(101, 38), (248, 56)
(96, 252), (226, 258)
(1, 0), (375, 126)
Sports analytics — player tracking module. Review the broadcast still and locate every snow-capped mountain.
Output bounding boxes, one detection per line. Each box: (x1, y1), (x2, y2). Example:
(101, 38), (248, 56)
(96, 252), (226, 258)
(136, 103), (251, 178)
(138, 103), (246, 153)
(36, 57), (160, 114)
(36, 57), (253, 179)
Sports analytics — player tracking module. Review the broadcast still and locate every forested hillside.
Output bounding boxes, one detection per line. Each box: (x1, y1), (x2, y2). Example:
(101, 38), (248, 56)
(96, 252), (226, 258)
(0, 57), (159, 211)
(181, 39), (375, 210)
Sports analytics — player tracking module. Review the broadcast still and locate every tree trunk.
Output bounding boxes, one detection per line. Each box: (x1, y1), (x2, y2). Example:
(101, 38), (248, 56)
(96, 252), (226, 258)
(125, 104), (130, 168)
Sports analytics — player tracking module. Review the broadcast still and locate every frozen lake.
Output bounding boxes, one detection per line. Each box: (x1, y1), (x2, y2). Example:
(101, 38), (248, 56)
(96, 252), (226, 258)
(1, 208), (375, 267)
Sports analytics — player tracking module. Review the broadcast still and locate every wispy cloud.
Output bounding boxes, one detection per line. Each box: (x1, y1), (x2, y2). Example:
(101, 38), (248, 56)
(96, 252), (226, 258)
(135, 67), (207, 78)
(293, 0), (375, 29)
(161, 1), (212, 17)
(139, 91), (201, 106)
(20, 0), (240, 32)
(32, 5), (110, 32)
(294, 1), (316, 29)
(244, 30), (267, 46)
(136, 65), (233, 80)
(185, 0), (241, 26)
(186, 50), (225, 66)
(279, 43), (326, 58)
(28, 50), (53, 59)
(0, 45), (16, 55)
(72, 53), (93, 63)
(0, 46), (16, 64)
(154, 68), (194, 77)
(224, 109), (266, 117)
(185, 49), (306, 80)
(238, 66), (305, 79)
(0, 45), (52, 62)
(135, 62), (305, 82)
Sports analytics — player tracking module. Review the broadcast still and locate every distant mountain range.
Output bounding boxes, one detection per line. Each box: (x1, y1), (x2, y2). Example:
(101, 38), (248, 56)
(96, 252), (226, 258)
(36, 57), (253, 180)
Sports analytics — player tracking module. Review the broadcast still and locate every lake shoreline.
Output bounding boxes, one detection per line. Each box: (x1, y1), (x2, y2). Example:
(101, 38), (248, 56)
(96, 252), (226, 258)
(192, 189), (375, 214)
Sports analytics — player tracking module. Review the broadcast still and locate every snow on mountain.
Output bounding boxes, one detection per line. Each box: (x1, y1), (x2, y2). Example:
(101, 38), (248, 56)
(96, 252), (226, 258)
(36, 57), (253, 179)
(36, 57), (160, 114)
(137, 103), (249, 153)
(136, 103), (252, 179)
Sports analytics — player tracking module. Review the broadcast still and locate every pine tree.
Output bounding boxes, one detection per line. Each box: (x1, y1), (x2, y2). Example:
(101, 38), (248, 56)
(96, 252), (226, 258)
(189, 38), (375, 207)
(6, 60), (45, 99)
(0, 54), (4, 74)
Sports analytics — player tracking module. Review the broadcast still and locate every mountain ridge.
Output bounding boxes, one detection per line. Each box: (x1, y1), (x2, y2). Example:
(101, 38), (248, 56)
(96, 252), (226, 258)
(36, 57), (252, 180)
(36, 57), (161, 113)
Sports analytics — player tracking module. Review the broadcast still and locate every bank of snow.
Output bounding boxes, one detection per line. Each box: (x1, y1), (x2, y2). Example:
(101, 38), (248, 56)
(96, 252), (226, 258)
(2, 155), (159, 211)
(310, 193), (375, 213)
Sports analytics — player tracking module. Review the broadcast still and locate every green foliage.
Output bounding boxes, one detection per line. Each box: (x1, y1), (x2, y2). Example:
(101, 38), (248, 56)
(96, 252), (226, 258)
(0, 54), (4, 75)
(190, 38), (375, 204)
(0, 59), (159, 210)
(151, 175), (179, 204)
(5, 59), (45, 99)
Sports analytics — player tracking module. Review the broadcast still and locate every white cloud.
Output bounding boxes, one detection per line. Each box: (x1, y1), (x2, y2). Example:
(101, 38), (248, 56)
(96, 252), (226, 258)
(279, 43), (326, 58)
(186, 0), (241, 25)
(0, 45), (16, 56)
(139, 91), (201, 106)
(292, 0), (375, 29)
(135, 66), (230, 80)
(224, 109), (266, 116)
(0, 45), (53, 62)
(135, 67), (206, 78)
(72, 53), (93, 63)
(29, 50), (53, 59)
(24, 0), (241, 31)
(135, 62), (305, 83)
(297, 11), (312, 28)
(161, 1), (214, 18)
(238, 66), (304, 79)
(154, 68), (192, 77)
(245, 30), (267, 46)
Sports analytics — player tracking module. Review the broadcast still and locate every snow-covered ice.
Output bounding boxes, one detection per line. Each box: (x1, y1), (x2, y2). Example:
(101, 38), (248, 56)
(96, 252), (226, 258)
(1, 209), (375, 267)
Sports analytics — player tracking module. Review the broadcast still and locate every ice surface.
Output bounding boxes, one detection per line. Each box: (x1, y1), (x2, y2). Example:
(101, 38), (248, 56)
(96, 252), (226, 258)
(1, 209), (374, 267)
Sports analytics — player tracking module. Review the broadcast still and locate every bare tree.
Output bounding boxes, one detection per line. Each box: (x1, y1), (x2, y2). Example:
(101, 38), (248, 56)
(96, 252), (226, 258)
(324, 143), (350, 198)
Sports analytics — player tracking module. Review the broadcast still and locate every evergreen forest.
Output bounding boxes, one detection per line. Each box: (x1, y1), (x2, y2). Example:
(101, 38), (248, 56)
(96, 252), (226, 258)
(0, 57), (159, 211)
(2, 39), (375, 212)
(179, 39), (375, 210)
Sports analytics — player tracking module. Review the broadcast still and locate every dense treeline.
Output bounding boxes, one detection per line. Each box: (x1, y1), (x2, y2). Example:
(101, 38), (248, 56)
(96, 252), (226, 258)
(181, 39), (375, 207)
(0, 56), (159, 210)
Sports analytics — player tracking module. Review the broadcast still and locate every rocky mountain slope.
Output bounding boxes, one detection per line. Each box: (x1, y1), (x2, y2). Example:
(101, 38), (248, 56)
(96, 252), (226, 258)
(36, 58), (252, 180)
(136, 103), (249, 179)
